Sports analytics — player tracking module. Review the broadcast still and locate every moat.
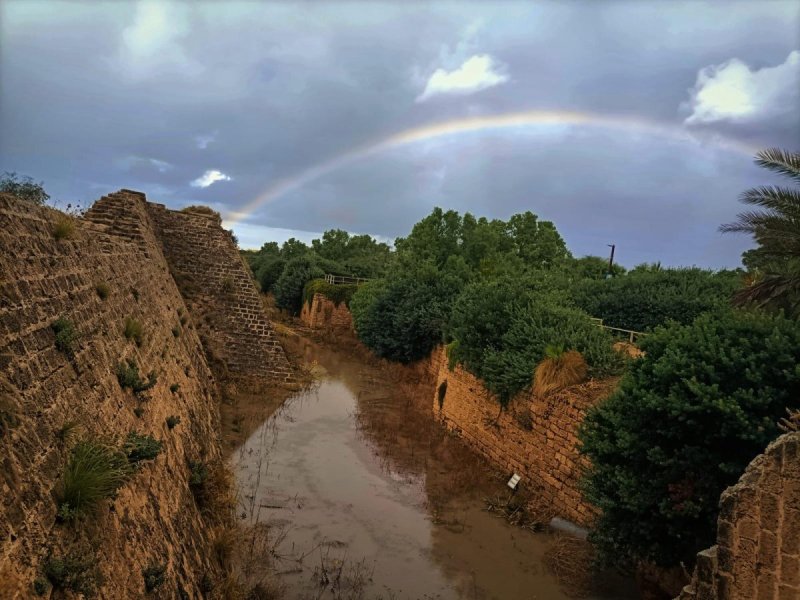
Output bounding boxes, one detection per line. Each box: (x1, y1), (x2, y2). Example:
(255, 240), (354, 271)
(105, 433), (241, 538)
(232, 337), (636, 599)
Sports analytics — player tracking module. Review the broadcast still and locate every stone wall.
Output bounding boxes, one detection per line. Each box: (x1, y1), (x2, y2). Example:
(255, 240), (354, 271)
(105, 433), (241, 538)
(299, 293), (353, 331)
(429, 347), (616, 526)
(0, 192), (223, 597)
(678, 432), (800, 600)
(86, 190), (292, 386)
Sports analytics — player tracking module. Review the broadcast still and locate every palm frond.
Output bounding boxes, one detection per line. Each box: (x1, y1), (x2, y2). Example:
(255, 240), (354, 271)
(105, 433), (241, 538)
(733, 272), (800, 316)
(738, 186), (800, 214)
(755, 148), (800, 184)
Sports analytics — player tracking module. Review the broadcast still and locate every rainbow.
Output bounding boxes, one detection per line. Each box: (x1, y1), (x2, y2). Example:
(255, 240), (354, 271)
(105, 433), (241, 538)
(225, 109), (759, 224)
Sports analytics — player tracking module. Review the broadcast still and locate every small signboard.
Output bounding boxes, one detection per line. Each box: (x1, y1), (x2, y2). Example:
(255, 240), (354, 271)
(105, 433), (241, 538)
(507, 473), (521, 490)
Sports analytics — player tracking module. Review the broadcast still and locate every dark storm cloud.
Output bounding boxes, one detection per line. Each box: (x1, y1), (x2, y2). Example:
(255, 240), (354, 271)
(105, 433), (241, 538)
(1, 0), (798, 267)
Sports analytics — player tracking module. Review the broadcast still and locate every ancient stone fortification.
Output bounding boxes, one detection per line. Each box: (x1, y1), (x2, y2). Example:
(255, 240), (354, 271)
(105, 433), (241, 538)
(88, 190), (292, 386)
(427, 347), (613, 526)
(0, 190), (288, 597)
(299, 293), (353, 331)
(679, 431), (800, 600)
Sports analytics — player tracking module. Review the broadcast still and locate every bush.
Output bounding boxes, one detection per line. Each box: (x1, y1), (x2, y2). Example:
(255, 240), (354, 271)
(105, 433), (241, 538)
(0, 172), (50, 205)
(123, 317), (144, 346)
(447, 277), (621, 405)
(52, 215), (76, 240)
(52, 317), (78, 356)
(56, 440), (131, 521)
(255, 257), (286, 292)
(142, 563), (166, 593)
(43, 548), (103, 598)
(273, 256), (324, 314)
(580, 309), (800, 568)
(169, 383), (180, 393)
(302, 278), (358, 308)
(573, 268), (739, 332)
(124, 432), (162, 464)
(188, 460), (209, 501)
(351, 263), (466, 363)
(95, 282), (110, 300)
(166, 415), (181, 430)
(115, 360), (157, 393)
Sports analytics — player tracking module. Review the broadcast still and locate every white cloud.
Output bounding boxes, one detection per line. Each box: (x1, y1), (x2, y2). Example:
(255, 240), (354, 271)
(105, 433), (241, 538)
(191, 169), (231, 188)
(119, 1), (201, 79)
(683, 50), (799, 125)
(117, 156), (172, 172)
(194, 133), (216, 149)
(416, 54), (509, 102)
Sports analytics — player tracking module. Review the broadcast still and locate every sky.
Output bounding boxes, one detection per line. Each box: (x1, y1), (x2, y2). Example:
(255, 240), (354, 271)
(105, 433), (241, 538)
(1, 1), (798, 268)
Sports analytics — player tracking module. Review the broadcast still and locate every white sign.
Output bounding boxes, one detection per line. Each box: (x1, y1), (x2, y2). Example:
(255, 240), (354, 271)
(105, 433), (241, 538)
(507, 473), (521, 490)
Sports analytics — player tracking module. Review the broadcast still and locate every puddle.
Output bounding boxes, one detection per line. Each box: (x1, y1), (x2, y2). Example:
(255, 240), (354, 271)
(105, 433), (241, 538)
(233, 338), (636, 599)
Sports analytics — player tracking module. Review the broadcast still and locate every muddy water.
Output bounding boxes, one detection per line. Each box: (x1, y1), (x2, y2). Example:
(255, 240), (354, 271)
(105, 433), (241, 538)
(233, 339), (632, 600)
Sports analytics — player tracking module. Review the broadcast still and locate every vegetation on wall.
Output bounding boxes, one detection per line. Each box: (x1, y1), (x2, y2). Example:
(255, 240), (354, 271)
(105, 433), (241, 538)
(302, 278), (358, 308)
(0, 171), (50, 205)
(579, 308), (800, 568)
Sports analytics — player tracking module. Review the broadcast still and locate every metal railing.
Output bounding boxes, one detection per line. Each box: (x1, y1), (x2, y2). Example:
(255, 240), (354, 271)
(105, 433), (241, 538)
(323, 274), (371, 286)
(591, 318), (647, 344)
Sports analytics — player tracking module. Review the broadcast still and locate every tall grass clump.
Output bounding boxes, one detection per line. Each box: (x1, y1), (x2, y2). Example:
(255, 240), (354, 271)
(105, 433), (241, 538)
(123, 317), (144, 346)
(56, 440), (131, 521)
(533, 346), (588, 397)
(95, 282), (110, 300)
(52, 215), (76, 240)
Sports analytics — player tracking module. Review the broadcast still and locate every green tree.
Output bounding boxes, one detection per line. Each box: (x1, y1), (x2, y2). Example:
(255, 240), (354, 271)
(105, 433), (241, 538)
(580, 309), (800, 568)
(273, 256), (324, 314)
(721, 148), (800, 315)
(508, 211), (572, 268)
(0, 172), (50, 205)
(280, 238), (309, 261)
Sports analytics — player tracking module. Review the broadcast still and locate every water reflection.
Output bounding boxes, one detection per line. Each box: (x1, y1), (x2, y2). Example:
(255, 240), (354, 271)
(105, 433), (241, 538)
(233, 340), (622, 599)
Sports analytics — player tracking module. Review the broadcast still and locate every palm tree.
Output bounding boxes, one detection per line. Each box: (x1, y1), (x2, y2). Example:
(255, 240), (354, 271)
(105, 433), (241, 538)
(721, 148), (800, 315)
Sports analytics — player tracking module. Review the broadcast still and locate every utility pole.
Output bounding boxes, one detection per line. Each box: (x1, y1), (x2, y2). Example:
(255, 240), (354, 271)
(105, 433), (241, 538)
(607, 244), (616, 278)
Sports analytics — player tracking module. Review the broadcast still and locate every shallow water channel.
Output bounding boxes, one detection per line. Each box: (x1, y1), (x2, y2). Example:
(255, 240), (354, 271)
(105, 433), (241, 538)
(233, 339), (635, 600)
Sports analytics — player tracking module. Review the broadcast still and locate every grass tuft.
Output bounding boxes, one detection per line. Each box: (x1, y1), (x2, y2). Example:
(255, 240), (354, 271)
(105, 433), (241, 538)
(166, 415), (181, 430)
(115, 360), (157, 393)
(95, 282), (110, 300)
(56, 440), (131, 521)
(123, 317), (144, 347)
(533, 348), (588, 397)
(52, 215), (76, 240)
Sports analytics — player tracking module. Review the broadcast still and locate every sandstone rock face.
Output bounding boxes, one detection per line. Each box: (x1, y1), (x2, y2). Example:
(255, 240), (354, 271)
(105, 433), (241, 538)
(0, 190), (288, 597)
(678, 431), (800, 600)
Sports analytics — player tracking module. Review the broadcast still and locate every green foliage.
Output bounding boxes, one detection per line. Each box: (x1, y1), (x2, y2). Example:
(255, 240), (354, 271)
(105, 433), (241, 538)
(56, 420), (80, 444)
(133, 407), (144, 418)
(273, 256), (324, 314)
(115, 360), (157, 393)
(573, 268), (739, 331)
(124, 432), (162, 463)
(123, 317), (144, 346)
(52, 317), (78, 356)
(33, 577), (49, 596)
(166, 415), (181, 430)
(95, 282), (110, 300)
(580, 309), (800, 568)
(170, 383), (180, 393)
(43, 548), (103, 598)
(57, 440), (131, 521)
(302, 279), (358, 308)
(255, 257), (286, 292)
(570, 255), (626, 279)
(1, 171), (50, 204)
(448, 278), (622, 405)
(188, 460), (209, 504)
(351, 262), (467, 362)
(142, 563), (166, 593)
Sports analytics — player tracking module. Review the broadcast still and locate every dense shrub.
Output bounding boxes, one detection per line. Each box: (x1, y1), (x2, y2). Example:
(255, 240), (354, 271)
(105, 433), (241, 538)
(43, 548), (103, 598)
(255, 257), (286, 292)
(115, 360), (157, 393)
(52, 317), (78, 356)
(166, 415), (181, 430)
(446, 277), (621, 405)
(142, 563), (166, 592)
(56, 440), (131, 521)
(273, 256), (324, 314)
(573, 268), (739, 331)
(580, 309), (800, 568)
(124, 432), (162, 464)
(302, 279), (358, 308)
(351, 263), (466, 363)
